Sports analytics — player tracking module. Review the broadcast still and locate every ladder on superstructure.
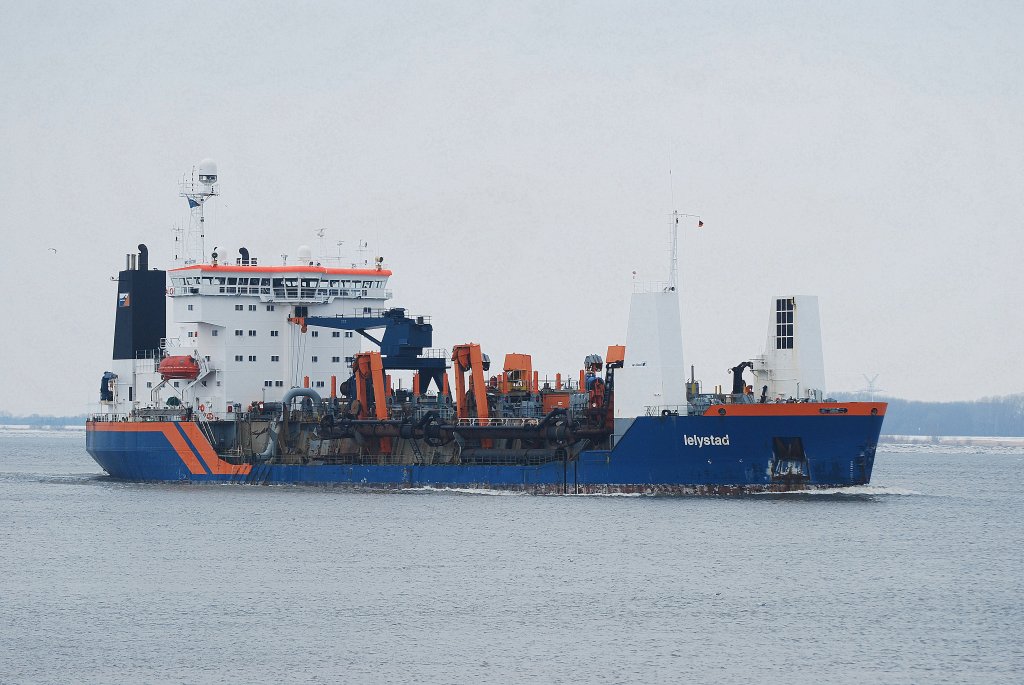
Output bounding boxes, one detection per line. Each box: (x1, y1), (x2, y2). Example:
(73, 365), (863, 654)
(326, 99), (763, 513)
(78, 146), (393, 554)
(195, 411), (217, 446)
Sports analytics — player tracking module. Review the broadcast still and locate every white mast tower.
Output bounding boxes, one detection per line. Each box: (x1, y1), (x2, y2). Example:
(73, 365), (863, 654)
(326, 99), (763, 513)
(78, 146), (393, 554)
(177, 159), (219, 265)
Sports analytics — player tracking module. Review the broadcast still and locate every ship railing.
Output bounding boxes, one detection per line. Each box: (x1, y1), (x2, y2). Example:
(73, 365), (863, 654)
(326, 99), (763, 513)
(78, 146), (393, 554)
(632, 280), (674, 294)
(131, 407), (189, 422)
(319, 309), (430, 322)
(454, 417), (548, 427)
(643, 404), (688, 417)
(88, 413), (133, 422)
(410, 405), (456, 422)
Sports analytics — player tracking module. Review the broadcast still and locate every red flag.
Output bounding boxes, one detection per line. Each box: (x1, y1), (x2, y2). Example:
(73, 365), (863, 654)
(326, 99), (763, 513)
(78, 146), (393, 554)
(697, 220), (704, 228)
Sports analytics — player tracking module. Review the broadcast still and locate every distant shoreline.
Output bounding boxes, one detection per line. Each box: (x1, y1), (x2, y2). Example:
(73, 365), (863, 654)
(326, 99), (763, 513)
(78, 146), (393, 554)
(879, 434), (1024, 447)
(0, 424), (86, 431)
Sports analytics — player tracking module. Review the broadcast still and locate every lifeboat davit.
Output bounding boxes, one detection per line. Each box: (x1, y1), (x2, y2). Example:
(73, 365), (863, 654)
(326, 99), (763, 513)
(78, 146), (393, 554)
(158, 355), (200, 380)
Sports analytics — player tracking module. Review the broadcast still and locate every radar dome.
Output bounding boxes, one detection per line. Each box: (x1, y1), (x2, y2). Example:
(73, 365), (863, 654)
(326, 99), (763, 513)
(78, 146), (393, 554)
(197, 159), (218, 185)
(297, 245), (313, 263)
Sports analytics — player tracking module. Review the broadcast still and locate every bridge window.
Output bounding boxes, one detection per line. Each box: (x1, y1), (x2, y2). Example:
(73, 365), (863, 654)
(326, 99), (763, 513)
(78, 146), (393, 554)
(271, 355), (280, 362)
(776, 298), (794, 350)
(332, 332), (340, 338)
(270, 330), (279, 337)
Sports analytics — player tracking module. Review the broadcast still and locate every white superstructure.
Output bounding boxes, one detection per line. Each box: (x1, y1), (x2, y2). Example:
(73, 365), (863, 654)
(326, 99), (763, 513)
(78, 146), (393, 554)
(161, 261), (392, 415)
(751, 295), (826, 401)
(99, 161), (392, 419)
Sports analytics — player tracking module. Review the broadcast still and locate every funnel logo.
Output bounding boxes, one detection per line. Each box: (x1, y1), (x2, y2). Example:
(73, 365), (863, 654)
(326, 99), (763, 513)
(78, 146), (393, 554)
(684, 434), (730, 448)
(118, 293), (131, 308)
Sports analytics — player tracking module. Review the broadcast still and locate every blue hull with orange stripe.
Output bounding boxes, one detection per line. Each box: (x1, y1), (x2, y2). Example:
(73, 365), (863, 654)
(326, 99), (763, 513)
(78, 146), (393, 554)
(86, 403), (885, 493)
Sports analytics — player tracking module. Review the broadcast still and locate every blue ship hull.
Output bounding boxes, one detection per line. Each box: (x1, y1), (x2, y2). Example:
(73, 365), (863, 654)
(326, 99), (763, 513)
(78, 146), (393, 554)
(86, 411), (882, 494)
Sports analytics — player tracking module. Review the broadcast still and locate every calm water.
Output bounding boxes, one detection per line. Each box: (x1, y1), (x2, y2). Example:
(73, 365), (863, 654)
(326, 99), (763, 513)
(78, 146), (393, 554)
(0, 430), (1021, 685)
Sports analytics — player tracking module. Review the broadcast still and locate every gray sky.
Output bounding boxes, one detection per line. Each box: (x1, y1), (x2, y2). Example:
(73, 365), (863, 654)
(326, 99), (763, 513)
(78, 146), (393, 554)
(2, 1), (1022, 415)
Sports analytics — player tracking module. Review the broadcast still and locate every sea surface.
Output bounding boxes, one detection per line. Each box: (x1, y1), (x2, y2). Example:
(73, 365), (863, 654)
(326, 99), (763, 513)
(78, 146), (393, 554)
(1, 430), (1021, 685)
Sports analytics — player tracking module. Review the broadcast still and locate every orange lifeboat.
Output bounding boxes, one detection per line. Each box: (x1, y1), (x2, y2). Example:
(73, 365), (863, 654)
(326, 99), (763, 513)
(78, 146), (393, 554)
(158, 355), (200, 380)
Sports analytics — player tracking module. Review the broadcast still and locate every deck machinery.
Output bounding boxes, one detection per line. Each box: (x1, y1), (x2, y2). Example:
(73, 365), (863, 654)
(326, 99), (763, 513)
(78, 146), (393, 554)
(246, 307), (616, 467)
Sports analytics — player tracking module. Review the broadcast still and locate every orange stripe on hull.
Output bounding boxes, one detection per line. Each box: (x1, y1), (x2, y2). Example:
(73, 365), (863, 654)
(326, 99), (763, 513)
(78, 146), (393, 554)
(179, 422), (253, 476)
(88, 422), (208, 475)
(702, 402), (887, 417)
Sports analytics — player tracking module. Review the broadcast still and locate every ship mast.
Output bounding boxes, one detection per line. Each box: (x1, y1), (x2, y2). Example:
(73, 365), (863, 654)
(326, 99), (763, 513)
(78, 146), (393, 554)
(669, 210), (702, 291)
(177, 159), (219, 265)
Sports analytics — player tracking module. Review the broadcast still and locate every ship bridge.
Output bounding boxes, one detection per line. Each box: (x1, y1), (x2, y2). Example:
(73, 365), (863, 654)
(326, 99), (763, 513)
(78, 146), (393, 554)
(168, 264), (393, 304)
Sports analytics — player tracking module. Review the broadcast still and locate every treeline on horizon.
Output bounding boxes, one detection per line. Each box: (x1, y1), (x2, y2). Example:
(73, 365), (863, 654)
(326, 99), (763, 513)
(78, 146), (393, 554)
(3, 394), (1024, 436)
(832, 392), (1024, 437)
(0, 412), (87, 427)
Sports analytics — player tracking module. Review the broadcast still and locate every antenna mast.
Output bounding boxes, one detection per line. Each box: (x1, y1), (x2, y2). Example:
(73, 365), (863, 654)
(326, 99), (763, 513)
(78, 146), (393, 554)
(178, 159), (219, 265)
(669, 210), (702, 291)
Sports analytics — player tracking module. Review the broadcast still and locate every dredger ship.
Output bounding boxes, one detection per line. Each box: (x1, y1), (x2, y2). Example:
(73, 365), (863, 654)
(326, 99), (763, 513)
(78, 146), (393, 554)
(85, 161), (885, 493)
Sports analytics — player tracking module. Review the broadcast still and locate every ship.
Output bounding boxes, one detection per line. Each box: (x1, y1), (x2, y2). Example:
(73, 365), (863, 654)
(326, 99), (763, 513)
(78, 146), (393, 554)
(86, 160), (885, 493)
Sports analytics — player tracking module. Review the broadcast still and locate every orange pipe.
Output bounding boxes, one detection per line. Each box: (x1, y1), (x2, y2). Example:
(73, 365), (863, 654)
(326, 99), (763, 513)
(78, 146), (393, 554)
(354, 355), (369, 418)
(533, 370), (539, 393)
(453, 351), (468, 419)
(413, 372), (420, 396)
(370, 353), (392, 454)
(469, 345), (489, 426)
(556, 373), (562, 390)
(443, 372), (450, 397)
(330, 375), (337, 399)
(579, 369), (585, 390)
(370, 354), (388, 421)
(303, 375), (310, 389)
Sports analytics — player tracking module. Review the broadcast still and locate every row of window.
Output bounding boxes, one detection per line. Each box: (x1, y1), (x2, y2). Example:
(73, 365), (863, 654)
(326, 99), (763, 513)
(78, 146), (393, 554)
(147, 380), (221, 389)
(233, 356), (354, 363)
(229, 329), (353, 338)
(188, 330), (356, 340)
(776, 298), (795, 350)
(174, 276), (385, 289)
(190, 304), (274, 312)
(262, 380), (329, 388)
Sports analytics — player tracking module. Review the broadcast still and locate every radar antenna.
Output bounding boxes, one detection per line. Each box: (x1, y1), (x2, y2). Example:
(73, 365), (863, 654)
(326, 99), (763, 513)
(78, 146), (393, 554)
(315, 228), (327, 263)
(178, 159), (219, 265)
